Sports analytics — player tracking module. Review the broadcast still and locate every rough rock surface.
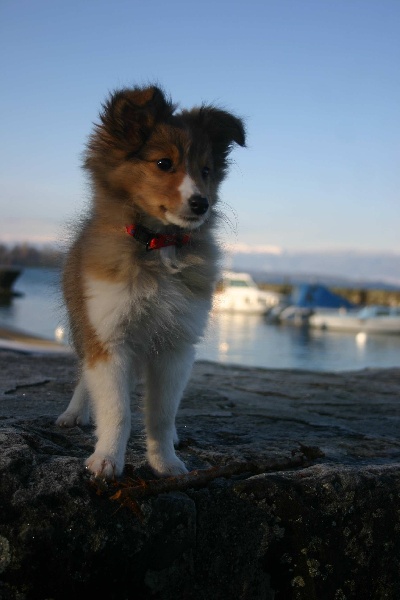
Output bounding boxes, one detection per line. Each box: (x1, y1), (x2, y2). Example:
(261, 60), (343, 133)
(0, 349), (400, 599)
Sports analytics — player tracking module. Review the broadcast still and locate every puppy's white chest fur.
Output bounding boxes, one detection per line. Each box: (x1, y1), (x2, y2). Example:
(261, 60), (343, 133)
(84, 266), (209, 352)
(85, 277), (133, 345)
(84, 247), (186, 346)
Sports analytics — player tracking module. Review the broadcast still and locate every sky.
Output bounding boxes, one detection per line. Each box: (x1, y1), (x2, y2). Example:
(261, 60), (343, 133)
(1, 0), (399, 258)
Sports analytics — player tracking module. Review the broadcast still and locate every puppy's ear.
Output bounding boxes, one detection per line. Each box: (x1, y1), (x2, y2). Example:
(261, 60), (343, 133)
(195, 107), (246, 174)
(88, 86), (175, 158)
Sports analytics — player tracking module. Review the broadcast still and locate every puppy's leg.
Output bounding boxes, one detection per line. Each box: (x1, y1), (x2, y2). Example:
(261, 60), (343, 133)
(84, 349), (132, 479)
(56, 377), (90, 427)
(144, 345), (195, 477)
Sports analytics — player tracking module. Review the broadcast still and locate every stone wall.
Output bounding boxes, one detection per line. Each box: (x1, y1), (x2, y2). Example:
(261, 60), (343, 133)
(1, 350), (399, 599)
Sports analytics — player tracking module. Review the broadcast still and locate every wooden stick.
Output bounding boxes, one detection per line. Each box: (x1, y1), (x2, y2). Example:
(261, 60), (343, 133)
(109, 452), (308, 504)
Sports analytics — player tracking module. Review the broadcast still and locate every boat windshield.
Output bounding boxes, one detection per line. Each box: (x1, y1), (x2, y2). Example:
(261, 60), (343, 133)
(359, 306), (397, 318)
(226, 279), (252, 287)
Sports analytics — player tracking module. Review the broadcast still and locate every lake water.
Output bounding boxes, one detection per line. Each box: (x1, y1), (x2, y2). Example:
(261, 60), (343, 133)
(1, 267), (399, 372)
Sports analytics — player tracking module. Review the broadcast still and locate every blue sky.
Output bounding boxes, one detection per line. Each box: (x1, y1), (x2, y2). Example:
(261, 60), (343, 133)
(1, 0), (399, 253)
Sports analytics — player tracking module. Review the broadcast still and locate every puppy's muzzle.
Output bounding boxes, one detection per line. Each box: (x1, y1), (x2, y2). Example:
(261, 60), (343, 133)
(189, 194), (209, 216)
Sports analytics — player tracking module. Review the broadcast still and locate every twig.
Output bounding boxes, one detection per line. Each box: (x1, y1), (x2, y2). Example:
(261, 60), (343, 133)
(109, 452), (308, 506)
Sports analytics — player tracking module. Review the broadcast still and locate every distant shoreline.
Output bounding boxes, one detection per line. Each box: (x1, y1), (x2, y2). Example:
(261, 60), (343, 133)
(259, 282), (400, 307)
(0, 243), (63, 269)
(1, 243), (399, 306)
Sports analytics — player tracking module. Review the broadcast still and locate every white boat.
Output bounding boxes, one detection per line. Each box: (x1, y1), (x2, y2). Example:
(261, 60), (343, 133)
(213, 271), (281, 315)
(309, 305), (400, 334)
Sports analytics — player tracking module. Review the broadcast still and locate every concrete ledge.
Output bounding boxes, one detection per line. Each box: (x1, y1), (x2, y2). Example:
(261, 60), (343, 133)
(0, 350), (399, 599)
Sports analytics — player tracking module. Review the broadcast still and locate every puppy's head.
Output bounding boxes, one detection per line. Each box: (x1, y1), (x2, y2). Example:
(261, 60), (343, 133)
(85, 85), (245, 229)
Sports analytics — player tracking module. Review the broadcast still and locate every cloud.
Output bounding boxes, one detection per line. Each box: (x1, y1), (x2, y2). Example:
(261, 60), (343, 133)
(225, 242), (283, 255)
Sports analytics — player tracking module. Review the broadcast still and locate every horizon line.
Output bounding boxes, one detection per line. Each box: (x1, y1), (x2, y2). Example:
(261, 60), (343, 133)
(1, 236), (400, 256)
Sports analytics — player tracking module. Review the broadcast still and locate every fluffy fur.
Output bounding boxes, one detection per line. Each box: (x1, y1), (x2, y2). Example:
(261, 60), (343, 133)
(56, 84), (245, 479)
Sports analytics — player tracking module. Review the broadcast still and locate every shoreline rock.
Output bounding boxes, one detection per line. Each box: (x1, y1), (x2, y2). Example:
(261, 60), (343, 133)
(1, 350), (399, 599)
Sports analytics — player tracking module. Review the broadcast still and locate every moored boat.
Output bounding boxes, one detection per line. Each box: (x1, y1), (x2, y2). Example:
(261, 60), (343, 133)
(309, 305), (400, 334)
(0, 267), (22, 296)
(269, 283), (356, 324)
(213, 271), (281, 315)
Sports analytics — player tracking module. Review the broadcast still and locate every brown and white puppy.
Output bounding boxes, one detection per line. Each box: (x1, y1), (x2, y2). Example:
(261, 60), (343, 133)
(56, 85), (245, 479)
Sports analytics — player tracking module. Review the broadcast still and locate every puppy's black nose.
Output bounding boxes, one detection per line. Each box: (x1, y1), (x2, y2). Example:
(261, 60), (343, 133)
(189, 195), (209, 216)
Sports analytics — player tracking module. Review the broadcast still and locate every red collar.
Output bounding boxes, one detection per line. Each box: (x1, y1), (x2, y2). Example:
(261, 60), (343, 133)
(126, 224), (191, 251)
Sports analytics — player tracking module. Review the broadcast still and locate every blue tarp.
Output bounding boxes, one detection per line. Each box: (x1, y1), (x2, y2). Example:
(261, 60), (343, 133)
(290, 284), (355, 309)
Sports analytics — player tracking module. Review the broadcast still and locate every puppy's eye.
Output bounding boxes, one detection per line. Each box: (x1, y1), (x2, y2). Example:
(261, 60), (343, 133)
(157, 158), (173, 172)
(202, 166), (210, 178)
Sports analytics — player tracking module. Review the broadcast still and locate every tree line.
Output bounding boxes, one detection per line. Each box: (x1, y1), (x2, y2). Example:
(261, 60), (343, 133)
(0, 243), (64, 268)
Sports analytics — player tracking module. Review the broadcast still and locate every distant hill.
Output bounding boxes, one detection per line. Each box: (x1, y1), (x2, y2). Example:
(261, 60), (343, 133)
(229, 248), (400, 290)
(247, 270), (400, 291)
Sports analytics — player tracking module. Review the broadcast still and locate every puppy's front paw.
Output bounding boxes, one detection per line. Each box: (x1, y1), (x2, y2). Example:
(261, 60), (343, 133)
(56, 410), (89, 428)
(85, 453), (122, 480)
(148, 452), (188, 478)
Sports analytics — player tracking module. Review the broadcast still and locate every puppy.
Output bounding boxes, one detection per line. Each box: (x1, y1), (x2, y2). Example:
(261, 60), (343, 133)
(56, 85), (245, 479)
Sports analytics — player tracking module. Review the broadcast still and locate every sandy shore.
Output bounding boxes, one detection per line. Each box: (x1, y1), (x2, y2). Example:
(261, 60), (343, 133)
(0, 324), (72, 354)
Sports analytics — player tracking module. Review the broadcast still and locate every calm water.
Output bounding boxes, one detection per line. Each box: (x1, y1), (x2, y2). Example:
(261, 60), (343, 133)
(1, 268), (399, 372)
